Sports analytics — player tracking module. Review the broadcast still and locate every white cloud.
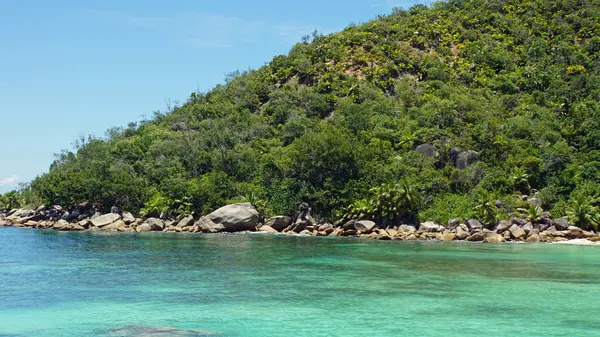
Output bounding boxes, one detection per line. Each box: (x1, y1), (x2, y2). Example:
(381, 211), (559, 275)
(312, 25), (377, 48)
(0, 175), (18, 186)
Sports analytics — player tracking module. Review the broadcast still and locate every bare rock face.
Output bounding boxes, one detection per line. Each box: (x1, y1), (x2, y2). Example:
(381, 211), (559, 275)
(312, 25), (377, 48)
(91, 213), (122, 228)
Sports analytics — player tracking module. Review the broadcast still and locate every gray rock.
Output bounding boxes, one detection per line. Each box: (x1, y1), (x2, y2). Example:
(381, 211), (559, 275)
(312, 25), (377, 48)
(145, 218), (165, 230)
(195, 217), (225, 233)
(526, 234), (540, 243)
(419, 221), (444, 233)
(522, 222), (534, 234)
(264, 216), (293, 231)
(566, 226), (584, 239)
(466, 232), (485, 241)
(447, 218), (462, 230)
(176, 215), (195, 228)
(202, 203), (259, 232)
(456, 151), (479, 169)
(466, 219), (484, 230)
(456, 226), (469, 240)
(509, 224), (526, 240)
(416, 144), (439, 158)
(122, 212), (136, 225)
(135, 223), (153, 232)
(511, 217), (528, 227)
(554, 218), (570, 230)
(259, 225), (278, 233)
(495, 220), (511, 233)
(354, 220), (376, 233)
(484, 232), (505, 243)
(398, 225), (417, 235)
(91, 213), (122, 228)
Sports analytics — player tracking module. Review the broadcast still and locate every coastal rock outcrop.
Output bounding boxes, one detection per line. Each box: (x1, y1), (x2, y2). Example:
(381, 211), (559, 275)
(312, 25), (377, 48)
(91, 213), (122, 228)
(194, 203), (259, 233)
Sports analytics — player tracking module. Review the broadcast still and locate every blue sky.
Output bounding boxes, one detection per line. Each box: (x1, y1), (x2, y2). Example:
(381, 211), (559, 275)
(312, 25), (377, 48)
(0, 0), (423, 193)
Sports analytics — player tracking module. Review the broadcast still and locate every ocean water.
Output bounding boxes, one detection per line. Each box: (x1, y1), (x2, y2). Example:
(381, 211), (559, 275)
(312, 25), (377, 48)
(1, 227), (600, 336)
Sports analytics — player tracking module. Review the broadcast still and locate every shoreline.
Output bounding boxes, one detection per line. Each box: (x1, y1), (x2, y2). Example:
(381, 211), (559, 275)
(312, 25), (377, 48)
(1, 202), (599, 246)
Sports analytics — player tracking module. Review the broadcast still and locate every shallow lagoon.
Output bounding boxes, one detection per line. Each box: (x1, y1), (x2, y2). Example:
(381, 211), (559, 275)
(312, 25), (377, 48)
(2, 227), (600, 336)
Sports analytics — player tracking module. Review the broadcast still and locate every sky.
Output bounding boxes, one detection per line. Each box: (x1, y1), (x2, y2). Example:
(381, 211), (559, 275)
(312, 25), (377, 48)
(0, 0), (424, 193)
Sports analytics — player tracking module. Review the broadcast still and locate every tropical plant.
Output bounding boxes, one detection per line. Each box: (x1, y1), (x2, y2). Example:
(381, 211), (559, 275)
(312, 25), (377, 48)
(526, 204), (544, 224)
(510, 167), (530, 194)
(474, 194), (498, 227)
(565, 196), (600, 232)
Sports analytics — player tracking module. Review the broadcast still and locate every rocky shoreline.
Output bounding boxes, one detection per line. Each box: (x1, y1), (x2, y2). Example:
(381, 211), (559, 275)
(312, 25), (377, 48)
(1, 202), (599, 245)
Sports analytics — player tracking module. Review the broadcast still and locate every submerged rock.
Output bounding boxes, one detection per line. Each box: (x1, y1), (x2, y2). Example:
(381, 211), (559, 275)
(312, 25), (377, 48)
(106, 325), (221, 336)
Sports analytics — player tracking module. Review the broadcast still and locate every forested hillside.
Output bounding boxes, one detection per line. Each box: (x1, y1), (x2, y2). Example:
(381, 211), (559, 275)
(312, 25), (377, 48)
(3, 0), (599, 226)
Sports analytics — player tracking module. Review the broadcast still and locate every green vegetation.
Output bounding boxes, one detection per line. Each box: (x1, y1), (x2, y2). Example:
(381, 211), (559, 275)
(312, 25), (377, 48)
(2, 0), (599, 229)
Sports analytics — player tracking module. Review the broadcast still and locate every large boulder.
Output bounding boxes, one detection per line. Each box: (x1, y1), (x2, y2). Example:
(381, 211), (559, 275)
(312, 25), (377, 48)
(398, 225), (417, 235)
(354, 220), (376, 233)
(484, 233), (505, 243)
(466, 232), (485, 241)
(135, 223), (153, 232)
(91, 213), (122, 228)
(416, 144), (439, 158)
(553, 218), (570, 230)
(122, 212), (136, 225)
(456, 225), (470, 240)
(419, 222), (444, 233)
(175, 215), (195, 228)
(566, 226), (584, 239)
(259, 225), (279, 233)
(466, 219), (484, 230)
(455, 151), (479, 169)
(145, 218), (165, 231)
(495, 220), (511, 233)
(196, 203), (259, 232)
(511, 217), (528, 227)
(264, 216), (293, 231)
(509, 224), (526, 240)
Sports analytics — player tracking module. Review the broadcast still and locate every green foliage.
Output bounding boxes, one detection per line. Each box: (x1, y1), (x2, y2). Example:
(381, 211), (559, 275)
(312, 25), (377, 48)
(20, 0), (600, 224)
(139, 189), (194, 218)
(0, 190), (22, 211)
(474, 193), (499, 227)
(339, 181), (421, 225)
(566, 195), (600, 231)
(526, 204), (544, 224)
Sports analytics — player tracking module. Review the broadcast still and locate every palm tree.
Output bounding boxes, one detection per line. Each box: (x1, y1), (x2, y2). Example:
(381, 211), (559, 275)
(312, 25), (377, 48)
(474, 194), (498, 227)
(510, 167), (530, 194)
(526, 204), (543, 224)
(566, 195), (600, 232)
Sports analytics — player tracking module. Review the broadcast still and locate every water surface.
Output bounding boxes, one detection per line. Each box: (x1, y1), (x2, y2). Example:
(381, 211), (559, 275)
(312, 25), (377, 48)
(1, 227), (599, 336)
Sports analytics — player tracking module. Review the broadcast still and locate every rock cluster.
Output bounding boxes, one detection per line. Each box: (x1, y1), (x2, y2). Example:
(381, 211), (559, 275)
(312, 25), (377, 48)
(1, 203), (599, 245)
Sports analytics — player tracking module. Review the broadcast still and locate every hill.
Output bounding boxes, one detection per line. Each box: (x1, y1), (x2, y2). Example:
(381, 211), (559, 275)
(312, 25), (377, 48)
(3, 0), (599, 227)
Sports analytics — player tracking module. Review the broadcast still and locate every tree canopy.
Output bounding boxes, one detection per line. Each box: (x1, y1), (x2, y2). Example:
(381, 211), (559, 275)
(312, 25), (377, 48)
(3, 0), (599, 226)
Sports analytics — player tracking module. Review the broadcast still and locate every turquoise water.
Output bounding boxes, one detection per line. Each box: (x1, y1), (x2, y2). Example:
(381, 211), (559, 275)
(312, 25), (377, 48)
(2, 228), (600, 336)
